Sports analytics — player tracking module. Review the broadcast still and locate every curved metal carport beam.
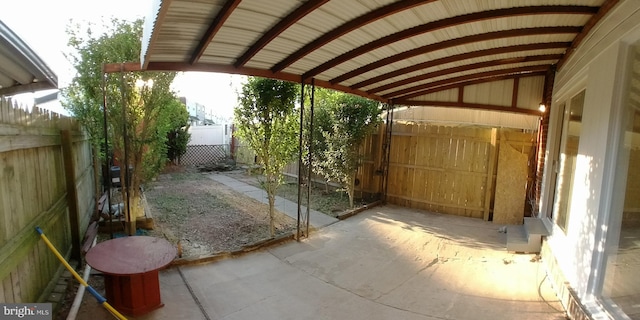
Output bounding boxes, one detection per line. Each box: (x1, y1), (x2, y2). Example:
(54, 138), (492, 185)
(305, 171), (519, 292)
(384, 65), (550, 100)
(190, 0), (242, 65)
(385, 65), (551, 101)
(104, 61), (387, 103)
(271, 0), (433, 73)
(557, 0), (620, 69)
(302, 6), (597, 79)
(329, 26), (580, 85)
(368, 54), (562, 95)
(102, 61), (547, 116)
(349, 42), (571, 89)
(234, 0), (330, 68)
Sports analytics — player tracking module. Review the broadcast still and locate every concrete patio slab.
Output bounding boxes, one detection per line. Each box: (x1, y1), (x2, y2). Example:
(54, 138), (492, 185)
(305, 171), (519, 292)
(74, 205), (565, 320)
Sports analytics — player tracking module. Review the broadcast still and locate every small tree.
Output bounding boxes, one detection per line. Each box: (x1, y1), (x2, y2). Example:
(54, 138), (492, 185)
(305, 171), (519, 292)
(303, 88), (335, 192)
(64, 18), (179, 233)
(165, 98), (191, 164)
(234, 77), (299, 236)
(323, 94), (382, 208)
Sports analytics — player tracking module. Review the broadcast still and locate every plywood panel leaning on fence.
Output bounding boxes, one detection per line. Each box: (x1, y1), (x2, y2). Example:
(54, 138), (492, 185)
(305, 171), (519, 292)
(493, 130), (536, 225)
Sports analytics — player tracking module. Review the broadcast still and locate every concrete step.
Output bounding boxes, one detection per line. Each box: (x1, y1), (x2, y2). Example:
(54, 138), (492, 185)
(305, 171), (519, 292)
(506, 225), (530, 252)
(524, 217), (549, 237)
(506, 218), (549, 253)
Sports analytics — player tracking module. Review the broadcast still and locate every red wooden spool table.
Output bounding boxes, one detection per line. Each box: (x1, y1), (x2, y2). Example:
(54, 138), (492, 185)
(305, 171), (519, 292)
(86, 236), (176, 316)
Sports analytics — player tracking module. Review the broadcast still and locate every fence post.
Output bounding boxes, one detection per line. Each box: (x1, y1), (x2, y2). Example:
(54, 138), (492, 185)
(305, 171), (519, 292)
(483, 128), (499, 221)
(61, 130), (82, 261)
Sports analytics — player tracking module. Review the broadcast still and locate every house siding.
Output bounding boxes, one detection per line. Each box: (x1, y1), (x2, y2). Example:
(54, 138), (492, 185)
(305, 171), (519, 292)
(541, 1), (640, 318)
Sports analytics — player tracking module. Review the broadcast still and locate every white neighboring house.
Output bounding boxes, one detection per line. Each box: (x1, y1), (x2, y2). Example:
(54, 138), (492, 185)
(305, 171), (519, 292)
(187, 124), (231, 146)
(180, 96), (206, 126)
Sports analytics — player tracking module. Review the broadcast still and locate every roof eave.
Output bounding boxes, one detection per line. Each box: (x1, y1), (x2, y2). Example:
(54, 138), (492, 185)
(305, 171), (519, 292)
(0, 20), (58, 95)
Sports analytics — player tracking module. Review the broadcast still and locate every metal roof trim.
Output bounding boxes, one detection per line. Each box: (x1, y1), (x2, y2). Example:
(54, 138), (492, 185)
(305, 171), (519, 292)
(0, 20), (57, 95)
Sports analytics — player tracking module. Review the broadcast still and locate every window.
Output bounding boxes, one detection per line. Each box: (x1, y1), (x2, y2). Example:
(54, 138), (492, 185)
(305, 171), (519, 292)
(600, 41), (640, 319)
(551, 91), (584, 231)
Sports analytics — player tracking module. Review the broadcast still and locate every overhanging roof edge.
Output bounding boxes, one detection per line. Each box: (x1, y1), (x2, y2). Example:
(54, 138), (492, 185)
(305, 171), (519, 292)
(0, 20), (58, 92)
(141, 0), (164, 69)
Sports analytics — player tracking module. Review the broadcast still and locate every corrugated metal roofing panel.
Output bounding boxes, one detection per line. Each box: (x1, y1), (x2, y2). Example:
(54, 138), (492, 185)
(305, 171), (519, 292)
(392, 106), (541, 131)
(389, 60), (554, 88)
(517, 76), (546, 109)
(321, 0), (378, 21)
(137, 0), (614, 115)
(237, 0), (304, 18)
(209, 27), (264, 47)
(298, 7), (348, 31)
(299, 11), (589, 81)
(464, 79), (516, 107)
(418, 89), (459, 103)
(244, 49), (286, 69)
(351, 48), (567, 90)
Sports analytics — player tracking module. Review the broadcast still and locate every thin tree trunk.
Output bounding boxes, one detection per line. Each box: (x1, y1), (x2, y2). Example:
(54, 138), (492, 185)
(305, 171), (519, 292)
(130, 191), (144, 219)
(267, 191), (275, 237)
(348, 173), (355, 208)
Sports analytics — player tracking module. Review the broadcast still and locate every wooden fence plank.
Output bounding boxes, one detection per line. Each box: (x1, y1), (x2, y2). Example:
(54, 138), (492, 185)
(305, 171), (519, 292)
(61, 130), (81, 261)
(0, 135), (61, 153)
(2, 276), (13, 303)
(483, 128), (498, 221)
(6, 150), (20, 240)
(0, 276), (5, 302)
(18, 259), (32, 302)
(23, 148), (35, 223)
(18, 149), (30, 232)
(37, 147), (51, 213)
(0, 195), (67, 282)
(0, 153), (9, 247)
(11, 270), (21, 302)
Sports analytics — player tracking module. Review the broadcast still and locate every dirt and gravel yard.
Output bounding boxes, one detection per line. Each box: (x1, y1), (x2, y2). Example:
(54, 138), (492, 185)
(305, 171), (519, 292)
(144, 166), (297, 258)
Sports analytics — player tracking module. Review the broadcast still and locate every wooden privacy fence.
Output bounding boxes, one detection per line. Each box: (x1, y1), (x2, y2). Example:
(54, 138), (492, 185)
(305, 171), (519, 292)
(382, 122), (535, 222)
(0, 98), (95, 303)
(239, 119), (535, 223)
(282, 121), (535, 223)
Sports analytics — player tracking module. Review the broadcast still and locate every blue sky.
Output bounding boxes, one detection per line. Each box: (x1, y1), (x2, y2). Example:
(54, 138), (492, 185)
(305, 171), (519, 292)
(0, 0), (242, 117)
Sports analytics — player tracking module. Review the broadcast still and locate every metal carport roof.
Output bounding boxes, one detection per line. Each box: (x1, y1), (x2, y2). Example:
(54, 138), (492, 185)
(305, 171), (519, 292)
(118, 0), (618, 115)
(0, 20), (57, 96)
